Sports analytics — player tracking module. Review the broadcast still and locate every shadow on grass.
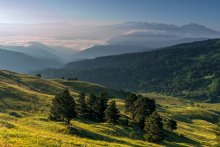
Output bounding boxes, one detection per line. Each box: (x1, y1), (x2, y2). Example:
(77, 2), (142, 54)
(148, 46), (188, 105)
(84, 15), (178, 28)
(0, 99), (10, 111)
(102, 123), (145, 140)
(173, 115), (193, 123)
(0, 105), (6, 112)
(68, 126), (144, 147)
(163, 130), (202, 147)
(76, 115), (144, 140)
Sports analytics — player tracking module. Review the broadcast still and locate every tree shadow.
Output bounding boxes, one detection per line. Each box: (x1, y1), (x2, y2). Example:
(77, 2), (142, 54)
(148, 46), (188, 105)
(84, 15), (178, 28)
(163, 130), (202, 147)
(101, 123), (144, 139)
(0, 99), (10, 111)
(68, 126), (144, 147)
(173, 115), (193, 123)
(78, 114), (144, 140)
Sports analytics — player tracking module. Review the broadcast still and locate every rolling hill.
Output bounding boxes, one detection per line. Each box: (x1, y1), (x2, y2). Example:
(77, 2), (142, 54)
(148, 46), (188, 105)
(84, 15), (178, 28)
(72, 45), (150, 60)
(36, 39), (220, 101)
(0, 70), (126, 100)
(0, 42), (70, 64)
(0, 49), (62, 73)
(0, 42), (60, 61)
(0, 69), (219, 146)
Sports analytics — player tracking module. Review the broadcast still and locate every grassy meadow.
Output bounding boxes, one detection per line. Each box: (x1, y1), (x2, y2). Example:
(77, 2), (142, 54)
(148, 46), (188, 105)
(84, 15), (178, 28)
(0, 70), (220, 146)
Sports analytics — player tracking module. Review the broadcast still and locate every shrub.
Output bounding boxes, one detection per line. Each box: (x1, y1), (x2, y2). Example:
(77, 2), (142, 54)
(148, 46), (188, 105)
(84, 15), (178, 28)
(9, 112), (21, 118)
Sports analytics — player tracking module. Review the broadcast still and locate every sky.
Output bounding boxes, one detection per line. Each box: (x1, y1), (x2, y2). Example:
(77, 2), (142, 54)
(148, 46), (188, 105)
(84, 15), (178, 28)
(0, 0), (219, 28)
(0, 0), (219, 50)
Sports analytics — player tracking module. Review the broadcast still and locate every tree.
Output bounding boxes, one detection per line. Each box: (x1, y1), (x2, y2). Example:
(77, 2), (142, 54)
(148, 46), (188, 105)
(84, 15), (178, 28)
(100, 91), (109, 106)
(216, 119), (220, 145)
(49, 89), (76, 125)
(93, 92), (109, 122)
(87, 93), (97, 118)
(164, 118), (177, 131)
(77, 92), (89, 118)
(217, 128), (220, 146)
(124, 93), (138, 118)
(133, 95), (156, 129)
(144, 112), (164, 143)
(208, 79), (220, 102)
(36, 74), (41, 77)
(104, 100), (120, 124)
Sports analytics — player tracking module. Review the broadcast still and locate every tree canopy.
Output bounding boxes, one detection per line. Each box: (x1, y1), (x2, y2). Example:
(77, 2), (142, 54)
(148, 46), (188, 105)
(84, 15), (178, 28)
(49, 89), (77, 124)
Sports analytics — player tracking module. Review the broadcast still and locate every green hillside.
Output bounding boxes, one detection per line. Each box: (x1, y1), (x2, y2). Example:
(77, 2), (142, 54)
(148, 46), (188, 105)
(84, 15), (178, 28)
(37, 39), (220, 101)
(0, 70), (220, 146)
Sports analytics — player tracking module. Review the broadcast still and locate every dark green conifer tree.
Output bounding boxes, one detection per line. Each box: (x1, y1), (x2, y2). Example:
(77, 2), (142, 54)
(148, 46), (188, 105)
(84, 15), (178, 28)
(49, 89), (76, 125)
(104, 100), (120, 124)
(87, 93), (96, 118)
(133, 95), (156, 129)
(144, 112), (164, 143)
(77, 92), (89, 118)
(124, 93), (138, 118)
(164, 118), (177, 131)
(93, 92), (109, 122)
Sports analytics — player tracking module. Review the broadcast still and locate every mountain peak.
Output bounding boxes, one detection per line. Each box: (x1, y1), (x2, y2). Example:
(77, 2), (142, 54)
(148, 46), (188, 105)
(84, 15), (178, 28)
(180, 23), (220, 36)
(27, 42), (50, 49)
(181, 23), (207, 29)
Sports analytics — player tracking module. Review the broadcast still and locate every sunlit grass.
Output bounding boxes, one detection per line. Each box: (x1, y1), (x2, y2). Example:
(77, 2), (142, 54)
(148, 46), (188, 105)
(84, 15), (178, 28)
(0, 70), (220, 146)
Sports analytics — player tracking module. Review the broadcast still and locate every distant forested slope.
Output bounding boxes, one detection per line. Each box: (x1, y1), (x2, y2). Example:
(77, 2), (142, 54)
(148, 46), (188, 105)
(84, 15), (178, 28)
(36, 39), (220, 101)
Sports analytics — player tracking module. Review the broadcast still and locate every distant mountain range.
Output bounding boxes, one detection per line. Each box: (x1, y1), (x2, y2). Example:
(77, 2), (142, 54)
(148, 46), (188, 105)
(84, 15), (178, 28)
(0, 48), (62, 73)
(72, 45), (151, 59)
(105, 22), (220, 47)
(1, 22), (220, 73)
(0, 42), (76, 73)
(0, 41), (82, 62)
(36, 39), (220, 101)
(0, 42), (68, 62)
(71, 22), (220, 59)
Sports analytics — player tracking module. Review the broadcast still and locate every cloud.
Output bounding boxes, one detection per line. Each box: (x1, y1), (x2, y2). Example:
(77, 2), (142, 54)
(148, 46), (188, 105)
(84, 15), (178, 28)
(124, 29), (165, 35)
(0, 23), (108, 50)
(123, 29), (177, 38)
(0, 36), (107, 50)
(1, 22), (218, 51)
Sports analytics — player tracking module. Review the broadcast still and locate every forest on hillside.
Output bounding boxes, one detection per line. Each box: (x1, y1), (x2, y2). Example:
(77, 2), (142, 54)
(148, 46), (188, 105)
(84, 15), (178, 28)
(37, 39), (220, 101)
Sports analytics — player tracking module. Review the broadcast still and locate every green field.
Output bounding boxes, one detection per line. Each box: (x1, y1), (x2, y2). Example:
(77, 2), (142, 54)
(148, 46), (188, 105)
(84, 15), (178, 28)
(0, 70), (219, 146)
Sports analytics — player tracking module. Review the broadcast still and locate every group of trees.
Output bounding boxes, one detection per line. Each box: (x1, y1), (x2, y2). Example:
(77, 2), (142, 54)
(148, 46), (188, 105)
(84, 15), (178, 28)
(125, 93), (177, 143)
(61, 77), (78, 80)
(49, 89), (177, 144)
(49, 89), (120, 125)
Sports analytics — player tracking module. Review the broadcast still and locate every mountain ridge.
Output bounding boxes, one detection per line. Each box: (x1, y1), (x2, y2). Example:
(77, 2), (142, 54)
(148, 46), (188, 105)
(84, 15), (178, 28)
(36, 39), (220, 101)
(0, 48), (62, 73)
(73, 45), (151, 59)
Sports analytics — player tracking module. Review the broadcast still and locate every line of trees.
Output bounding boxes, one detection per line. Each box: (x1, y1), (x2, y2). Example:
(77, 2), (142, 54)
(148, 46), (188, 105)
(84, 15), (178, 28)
(49, 89), (120, 125)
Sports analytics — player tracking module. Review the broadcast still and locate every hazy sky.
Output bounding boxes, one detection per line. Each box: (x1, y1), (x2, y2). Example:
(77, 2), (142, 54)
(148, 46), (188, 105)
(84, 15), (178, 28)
(0, 0), (219, 29)
(0, 0), (219, 50)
